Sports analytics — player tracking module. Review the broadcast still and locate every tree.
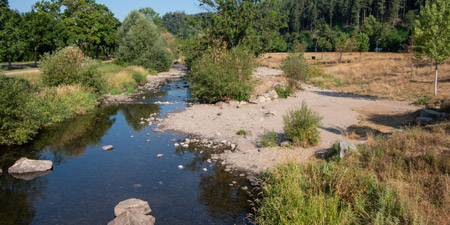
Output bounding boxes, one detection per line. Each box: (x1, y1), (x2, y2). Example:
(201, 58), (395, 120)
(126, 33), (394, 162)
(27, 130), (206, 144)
(333, 32), (348, 63)
(356, 32), (370, 61)
(0, 9), (25, 66)
(196, 0), (286, 55)
(413, 0), (450, 96)
(317, 37), (332, 59)
(116, 11), (172, 72)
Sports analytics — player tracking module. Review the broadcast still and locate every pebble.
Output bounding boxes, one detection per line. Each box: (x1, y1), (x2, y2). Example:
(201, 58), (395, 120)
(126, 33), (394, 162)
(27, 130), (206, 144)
(159, 181), (163, 185)
(146, 133), (150, 136)
(174, 143), (180, 147)
(170, 139), (176, 142)
(156, 154), (163, 158)
(241, 186), (248, 191)
(202, 168), (208, 172)
(178, 165), (184, 169)
(146, 139), (150, 142)
(102, 145), (114, 151)
(130, 135), (134, 138)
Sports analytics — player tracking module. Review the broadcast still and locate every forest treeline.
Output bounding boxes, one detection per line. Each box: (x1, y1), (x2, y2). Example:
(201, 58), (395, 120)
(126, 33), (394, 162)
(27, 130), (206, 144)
(0, 0), (427, 65)
(162, 0), (424, 53)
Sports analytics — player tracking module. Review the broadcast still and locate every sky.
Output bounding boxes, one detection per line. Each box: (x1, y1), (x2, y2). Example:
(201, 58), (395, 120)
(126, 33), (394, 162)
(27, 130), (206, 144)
(9, 0), (203, 21)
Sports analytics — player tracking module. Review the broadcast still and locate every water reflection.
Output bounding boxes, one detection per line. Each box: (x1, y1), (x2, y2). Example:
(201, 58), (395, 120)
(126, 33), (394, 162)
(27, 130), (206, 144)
(174, 144), (253, 224)
(120, 104), (160, 132)
(0, 175), (46, 225)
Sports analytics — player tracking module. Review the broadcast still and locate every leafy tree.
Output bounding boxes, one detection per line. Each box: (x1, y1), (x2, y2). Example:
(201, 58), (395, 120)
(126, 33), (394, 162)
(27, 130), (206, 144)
(333, 32), (348, 63)
(0, 9), (25, 66)
(356, 32), (370, 60)
(116, 11), (172, 72)
(196, 0), (286, 55)
(413, 0), (450, 96)
(139, 7), (162, 28)
(317, 37), (332, 59)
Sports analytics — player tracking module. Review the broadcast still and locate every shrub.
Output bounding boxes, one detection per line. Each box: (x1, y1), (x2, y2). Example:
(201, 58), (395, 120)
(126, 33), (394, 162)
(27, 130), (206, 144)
(110, 88), (122, 95)
(237, 129), (247, 135)
(40, 46), (106, 94)
(283, 101), (322, 147)
(414, 95), (432, 105)
(116, 11), (172, 72)
(274, 85), (294, 98)
(259, 130), (280, 147)
(190, 47), (256, 103)
(0, 76), (40, 145)
(281, 53), (309, 87)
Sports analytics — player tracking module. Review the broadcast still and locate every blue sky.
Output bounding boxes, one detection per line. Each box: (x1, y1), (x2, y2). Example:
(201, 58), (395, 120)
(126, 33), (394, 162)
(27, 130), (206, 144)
(9, 0), (203, 21)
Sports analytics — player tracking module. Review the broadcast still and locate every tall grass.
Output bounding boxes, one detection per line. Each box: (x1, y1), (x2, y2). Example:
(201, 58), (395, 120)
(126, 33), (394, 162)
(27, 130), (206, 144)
(255, 123), (450, 225)
(280, 53), (309, 87)
(98, 63), (151, 95)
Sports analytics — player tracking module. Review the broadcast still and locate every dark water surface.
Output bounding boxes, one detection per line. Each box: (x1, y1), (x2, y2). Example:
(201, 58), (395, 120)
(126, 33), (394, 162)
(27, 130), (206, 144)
(0, 79), (253, 225)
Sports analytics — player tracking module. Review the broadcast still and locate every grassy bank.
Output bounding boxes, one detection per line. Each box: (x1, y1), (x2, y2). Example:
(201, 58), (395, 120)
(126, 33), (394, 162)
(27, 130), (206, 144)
(97, 62), (153, 95)
(254, 123), (450, 224)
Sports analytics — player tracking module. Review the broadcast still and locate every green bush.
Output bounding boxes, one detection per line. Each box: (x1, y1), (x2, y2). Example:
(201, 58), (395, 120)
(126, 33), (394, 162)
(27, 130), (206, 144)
(131, 70), (146, 84)
(40, 46), (106, 94)
(116, 11), (172, 72)
(259, 130), (279, 147)
(281, 53), (309, 87)
(0, 76), (40, 145)
(190, 47), (256, 103)
(110, 88), (122, 95)
(237, 129), (247, 135)
(274, 85), (294, 98)
(283, 101), (322, 147)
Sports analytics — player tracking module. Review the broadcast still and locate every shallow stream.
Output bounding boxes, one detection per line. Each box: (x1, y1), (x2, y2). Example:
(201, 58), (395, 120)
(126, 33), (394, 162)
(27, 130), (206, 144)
(0, 79), (253, 225)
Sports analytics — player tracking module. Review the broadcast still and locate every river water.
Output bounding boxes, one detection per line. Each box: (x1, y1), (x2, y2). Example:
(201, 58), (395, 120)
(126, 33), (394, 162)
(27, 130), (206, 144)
(0, 79), (253, 225)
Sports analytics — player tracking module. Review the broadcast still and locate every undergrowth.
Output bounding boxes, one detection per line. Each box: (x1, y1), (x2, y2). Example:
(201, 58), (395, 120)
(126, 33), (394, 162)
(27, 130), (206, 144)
(254, 123), (450, 225)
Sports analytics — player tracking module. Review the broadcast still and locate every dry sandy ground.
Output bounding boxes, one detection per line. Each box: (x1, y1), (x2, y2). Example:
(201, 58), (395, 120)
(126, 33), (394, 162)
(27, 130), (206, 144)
(161, 67), (420, 173)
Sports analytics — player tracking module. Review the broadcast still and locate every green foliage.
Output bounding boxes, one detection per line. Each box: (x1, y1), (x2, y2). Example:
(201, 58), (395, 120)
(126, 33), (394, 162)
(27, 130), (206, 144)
(237, 129), (247, 135)
(274, 85), (294, 98)
(413, 0), (450, 64)
(281, 53), (308, 87)
(131, 70), (146, 85)
(125, 86), (135, 96)
(110, 88), (122, 95)
(283, 101), (322, 147)
(414, 95), (432, 105)
(255, 162), (411, 225)
(0, 75), (98, 146)
(40, 46), (106, 94)
(356, 33), (370, 54)
(189, 47), (256, 103)
(259, 130), (279, 147)
(116, 11), (172, 72)
(317, 37), (333, 52)
(0, 76), (40, 145)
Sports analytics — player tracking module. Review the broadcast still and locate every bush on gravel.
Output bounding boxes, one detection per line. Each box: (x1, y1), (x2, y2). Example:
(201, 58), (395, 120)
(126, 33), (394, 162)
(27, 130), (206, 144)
(189, 46), (256, 103)
(283, 101), (322, 147)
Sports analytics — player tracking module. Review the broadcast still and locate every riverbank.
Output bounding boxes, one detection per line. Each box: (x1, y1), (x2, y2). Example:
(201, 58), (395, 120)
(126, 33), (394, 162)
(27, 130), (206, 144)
(161, 67), (420, 173)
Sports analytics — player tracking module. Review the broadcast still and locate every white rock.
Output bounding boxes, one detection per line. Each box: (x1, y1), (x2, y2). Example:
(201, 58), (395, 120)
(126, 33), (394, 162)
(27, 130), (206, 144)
(338, 141), (357, 158)
(102, 145), (114, 151)
(174, 143), (180, 147)
(178, 165), (184, 169)
(8, 158), (53, 174)
(202, 168), (208, 172)
(114, 198), (151, 217)
(156, 154), (163, 158)
(108, 210), (155, 225)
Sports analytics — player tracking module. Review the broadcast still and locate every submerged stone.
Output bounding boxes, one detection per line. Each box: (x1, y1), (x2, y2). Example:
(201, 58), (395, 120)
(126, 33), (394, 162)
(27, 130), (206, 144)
(102, 145), (114, 151)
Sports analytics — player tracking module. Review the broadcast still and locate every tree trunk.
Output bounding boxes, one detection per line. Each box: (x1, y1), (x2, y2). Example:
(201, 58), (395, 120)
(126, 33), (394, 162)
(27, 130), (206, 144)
(410, 56), (414, 80)
(434, 62), (438, 96)
(96, 45), (99, 59)
(8, 57), (11, 67)
(360, 52), (362, 62)
(34, 46), (38, 67)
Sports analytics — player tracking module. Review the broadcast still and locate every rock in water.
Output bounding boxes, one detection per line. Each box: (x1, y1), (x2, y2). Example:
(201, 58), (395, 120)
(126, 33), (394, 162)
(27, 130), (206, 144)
(108, 210), (155, 225)
(109, 198), (155, 225)
(102, 145), (114, 151)
(8, 158), (53, 174)
(338, 141), (357, 158)
(152, 128), (164, 133)
(114, 198), (151, 217)
(156, 154), (163, 158)
(0, 168), (2, 175)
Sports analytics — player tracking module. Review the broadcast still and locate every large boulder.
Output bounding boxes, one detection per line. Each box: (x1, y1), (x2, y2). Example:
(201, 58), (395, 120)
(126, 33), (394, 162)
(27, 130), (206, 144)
(114, 198), (151, 217)
(338, 141), (357, 158)
(108, 210), (155, 225)
(109, 198), (155, 225)
(8, 158), (53, 174)
(11, 170), (53, 180)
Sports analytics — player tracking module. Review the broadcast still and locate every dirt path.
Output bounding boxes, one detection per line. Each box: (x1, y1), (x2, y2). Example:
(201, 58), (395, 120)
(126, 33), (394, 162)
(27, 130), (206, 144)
(160, 67), (420, 173)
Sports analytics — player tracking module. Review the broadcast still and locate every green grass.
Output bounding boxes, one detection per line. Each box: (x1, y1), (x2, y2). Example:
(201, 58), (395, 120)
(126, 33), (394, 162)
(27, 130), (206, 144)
(254, 123), (450, 225)
(414, 95), (432, 105)
(259, 130), (279, 147)
(237, 129), (247, 135)
(110, 88), (122, 95)
(124, 86), (135, 96)
(274, 85), (294, 98)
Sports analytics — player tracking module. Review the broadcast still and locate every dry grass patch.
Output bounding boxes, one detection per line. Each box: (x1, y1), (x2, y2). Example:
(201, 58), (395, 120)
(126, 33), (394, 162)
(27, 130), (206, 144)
(260, 52), (450, 103)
